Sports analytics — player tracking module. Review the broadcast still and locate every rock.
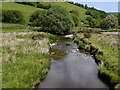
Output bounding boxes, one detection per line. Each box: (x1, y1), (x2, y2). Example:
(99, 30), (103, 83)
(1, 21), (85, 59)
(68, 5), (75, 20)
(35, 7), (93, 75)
(71, 50), (76, 53)
(52, 61), (55, 63)
(50, 43), (56, 47)
(77, 53), (81, 56)
(66, 42), (71, 46)
(76, 49), (79, 51)
(66, 51), (69, 53)
(64, 34), (73, 39)
(51, 52), (55, 55)
(73, 47), (77, 49)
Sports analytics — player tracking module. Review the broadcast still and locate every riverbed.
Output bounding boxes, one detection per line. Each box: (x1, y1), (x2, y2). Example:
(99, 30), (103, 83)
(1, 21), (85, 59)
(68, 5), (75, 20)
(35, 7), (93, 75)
(38, 37), (108, 88)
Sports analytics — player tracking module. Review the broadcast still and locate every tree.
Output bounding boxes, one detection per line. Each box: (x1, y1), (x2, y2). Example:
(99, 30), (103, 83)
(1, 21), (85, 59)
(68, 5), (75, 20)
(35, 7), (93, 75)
(89, 18), (99, 28)
(101, 15), (118, 29)
(85, 4), (88, 9)
(30, 6), (74, 35)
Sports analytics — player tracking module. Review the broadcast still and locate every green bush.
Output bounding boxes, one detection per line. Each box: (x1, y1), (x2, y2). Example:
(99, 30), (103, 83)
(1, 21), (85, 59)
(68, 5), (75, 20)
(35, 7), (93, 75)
(101, 15), (118, 29)
(30, 6), (74, 35)
(78, 41), (85, 49)
(71, 14), (79, 27)
(2, 10), (24, 23)
(37, 3), (52, 9)
(29, 10), (42, 22)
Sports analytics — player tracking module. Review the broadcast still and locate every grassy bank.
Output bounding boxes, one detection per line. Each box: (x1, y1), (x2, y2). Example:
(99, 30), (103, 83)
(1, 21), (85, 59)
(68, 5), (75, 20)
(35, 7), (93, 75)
(2, 23), (58, 88)
(74, 33), (119, 88)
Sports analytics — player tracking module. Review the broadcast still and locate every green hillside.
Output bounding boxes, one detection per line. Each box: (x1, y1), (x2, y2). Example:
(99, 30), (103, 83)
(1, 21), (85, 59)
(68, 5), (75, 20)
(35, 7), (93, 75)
(2, 2), (43, 21)
(2, 2), (87, 21)
(40, 2), (87, 20)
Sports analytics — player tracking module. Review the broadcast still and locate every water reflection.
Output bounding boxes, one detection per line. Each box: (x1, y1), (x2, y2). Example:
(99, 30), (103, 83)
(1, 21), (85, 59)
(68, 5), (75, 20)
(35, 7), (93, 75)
(39, 37), (108, 88)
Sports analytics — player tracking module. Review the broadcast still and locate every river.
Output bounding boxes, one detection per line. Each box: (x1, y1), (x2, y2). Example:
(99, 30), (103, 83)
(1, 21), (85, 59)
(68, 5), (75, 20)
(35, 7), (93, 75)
(39, 37), (108, 88)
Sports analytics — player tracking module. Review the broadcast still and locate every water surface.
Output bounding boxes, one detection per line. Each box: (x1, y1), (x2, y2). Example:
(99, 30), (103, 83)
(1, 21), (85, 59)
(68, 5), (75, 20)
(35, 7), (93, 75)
(39, 37), (108, 88)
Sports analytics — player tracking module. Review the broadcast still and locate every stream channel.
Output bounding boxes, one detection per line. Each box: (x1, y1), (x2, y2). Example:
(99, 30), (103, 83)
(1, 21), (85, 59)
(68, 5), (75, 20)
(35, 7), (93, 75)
(39, 37), (109, 88)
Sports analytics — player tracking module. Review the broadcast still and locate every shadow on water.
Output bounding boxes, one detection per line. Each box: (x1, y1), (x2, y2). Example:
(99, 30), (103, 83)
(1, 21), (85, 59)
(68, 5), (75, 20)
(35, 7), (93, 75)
(39, 37), (109, 88)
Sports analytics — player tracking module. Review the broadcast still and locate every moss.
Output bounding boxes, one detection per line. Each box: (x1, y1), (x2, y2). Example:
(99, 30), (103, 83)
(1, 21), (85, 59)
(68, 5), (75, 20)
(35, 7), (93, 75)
(78, 41), (85, 49)
(95, 53), (105, 61)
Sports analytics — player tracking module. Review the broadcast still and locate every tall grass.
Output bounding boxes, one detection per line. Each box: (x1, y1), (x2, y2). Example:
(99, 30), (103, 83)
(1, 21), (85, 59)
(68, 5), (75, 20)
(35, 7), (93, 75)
(74, 33), (119, 86)
(2, 23), (59, 88)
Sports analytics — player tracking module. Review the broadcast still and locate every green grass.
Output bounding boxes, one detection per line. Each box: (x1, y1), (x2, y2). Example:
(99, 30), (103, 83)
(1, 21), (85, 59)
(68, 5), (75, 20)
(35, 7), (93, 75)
(74, 33), (119, 86)
(2, 23), (28, 32)
(2, 2), (43, 21)
(2, 23), (59, 88)
(40, 2), (87, 20)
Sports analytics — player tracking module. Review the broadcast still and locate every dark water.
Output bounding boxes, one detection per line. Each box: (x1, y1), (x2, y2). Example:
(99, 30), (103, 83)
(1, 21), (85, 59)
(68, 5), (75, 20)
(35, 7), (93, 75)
(39, 37), (108, 88)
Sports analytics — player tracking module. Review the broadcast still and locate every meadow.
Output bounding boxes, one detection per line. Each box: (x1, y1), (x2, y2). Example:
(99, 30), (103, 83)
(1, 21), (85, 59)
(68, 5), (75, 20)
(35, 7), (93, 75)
(2, 23), (58, 88)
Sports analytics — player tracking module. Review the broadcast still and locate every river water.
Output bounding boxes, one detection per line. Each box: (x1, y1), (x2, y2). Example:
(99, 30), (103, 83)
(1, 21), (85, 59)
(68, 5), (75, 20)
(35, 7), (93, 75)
(39, 37), (108, 88)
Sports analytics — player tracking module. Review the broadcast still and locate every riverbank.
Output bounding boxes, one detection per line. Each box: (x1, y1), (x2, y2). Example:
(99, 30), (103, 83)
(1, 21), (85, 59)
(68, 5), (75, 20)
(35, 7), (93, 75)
(73, 33), (119, 88)
(2, 23), (59, 88)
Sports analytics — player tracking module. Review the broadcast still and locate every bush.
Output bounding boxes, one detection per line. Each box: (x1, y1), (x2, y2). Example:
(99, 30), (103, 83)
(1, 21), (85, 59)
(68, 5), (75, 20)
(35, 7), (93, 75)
(101, 15), (118, 29)
(2, 10), (24, 23)
(78, 41), (85, 49)
(37, 3), (52, 9)
(89, 18), (100, 28)
(30, 6), (74, 35)
(29, 10), (42, 22)
(71, 14), (79, 27)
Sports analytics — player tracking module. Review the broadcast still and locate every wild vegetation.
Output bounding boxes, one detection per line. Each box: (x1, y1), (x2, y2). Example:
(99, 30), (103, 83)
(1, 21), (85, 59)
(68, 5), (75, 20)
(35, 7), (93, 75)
(74, 33), (119, 88)
(2, 10), (25, 24)
(30, 6), (74, 35)
(1, 1), (120, 89)
(2, 23), (59, 88)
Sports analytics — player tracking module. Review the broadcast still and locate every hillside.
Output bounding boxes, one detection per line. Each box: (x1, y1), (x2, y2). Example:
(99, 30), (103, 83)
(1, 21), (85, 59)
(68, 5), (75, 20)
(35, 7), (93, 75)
(2, 2), (87, 21)
(2, 2), (43, 21)
(40, 2), (87, 20)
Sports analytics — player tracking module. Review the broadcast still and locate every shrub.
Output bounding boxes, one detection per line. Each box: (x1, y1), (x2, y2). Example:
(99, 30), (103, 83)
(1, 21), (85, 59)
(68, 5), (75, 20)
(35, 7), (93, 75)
(101, 15), (118, 29)
(30, 6), (74, 35)
(71, 14), (79, 27)
(89, 18), (100, 28)
(78, 41), (85, 49)
(2, 10), (24, 23)
(37, 3), (52, 9)
(29, 10), (42, 22)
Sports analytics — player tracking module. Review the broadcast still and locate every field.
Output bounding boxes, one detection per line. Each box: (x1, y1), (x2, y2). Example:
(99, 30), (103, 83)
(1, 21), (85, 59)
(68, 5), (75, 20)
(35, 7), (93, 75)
(74, 33), (119, 87)
(2, 2), (87, 22)
(2, 2), (43, 21)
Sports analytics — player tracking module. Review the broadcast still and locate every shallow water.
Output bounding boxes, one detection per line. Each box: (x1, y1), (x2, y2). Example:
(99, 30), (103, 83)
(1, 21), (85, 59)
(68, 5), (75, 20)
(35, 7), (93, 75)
(39, 37), (108, 88)
(102, 32), (119, 34)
